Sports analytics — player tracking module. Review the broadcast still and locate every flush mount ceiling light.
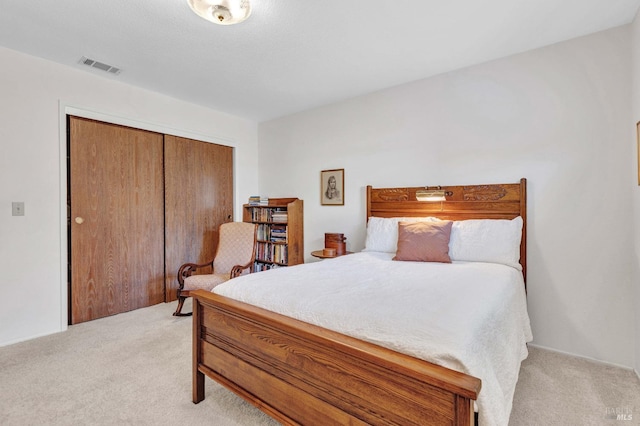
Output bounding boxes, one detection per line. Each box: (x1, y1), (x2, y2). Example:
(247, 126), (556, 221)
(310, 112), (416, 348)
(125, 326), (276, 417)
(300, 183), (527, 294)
(187, 0), (251, 25)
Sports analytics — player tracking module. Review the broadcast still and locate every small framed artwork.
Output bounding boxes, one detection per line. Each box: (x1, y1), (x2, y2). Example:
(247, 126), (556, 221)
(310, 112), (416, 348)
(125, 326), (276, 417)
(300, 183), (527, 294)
(321, 169), (344, 205)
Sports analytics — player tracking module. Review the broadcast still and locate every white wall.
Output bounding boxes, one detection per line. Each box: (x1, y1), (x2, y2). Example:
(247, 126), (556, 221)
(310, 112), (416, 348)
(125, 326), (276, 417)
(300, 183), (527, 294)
(258, 26), (635, 367)
(631, 12), (640, 375)
(0, 46), (259, 346)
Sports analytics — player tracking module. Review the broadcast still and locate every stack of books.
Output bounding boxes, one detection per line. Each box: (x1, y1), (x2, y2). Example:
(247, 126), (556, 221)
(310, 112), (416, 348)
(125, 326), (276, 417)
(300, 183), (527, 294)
(248, 196), (269, 206)
(270, 225), (287, 242)
(271, 210), (288, 223)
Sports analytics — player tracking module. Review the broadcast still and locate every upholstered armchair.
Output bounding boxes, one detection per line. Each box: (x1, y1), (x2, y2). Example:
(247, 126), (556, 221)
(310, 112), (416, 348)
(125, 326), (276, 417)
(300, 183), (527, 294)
(173, 221), (257, 316)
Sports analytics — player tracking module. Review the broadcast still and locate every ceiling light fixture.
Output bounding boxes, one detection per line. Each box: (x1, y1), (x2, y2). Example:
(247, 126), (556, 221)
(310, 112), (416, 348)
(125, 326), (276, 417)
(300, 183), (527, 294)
(187, 0), (251, 25)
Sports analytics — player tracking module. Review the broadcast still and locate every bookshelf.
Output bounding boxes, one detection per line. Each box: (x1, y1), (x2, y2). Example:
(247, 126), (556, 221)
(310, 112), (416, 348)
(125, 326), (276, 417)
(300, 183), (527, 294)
(243, 198), (304, 272)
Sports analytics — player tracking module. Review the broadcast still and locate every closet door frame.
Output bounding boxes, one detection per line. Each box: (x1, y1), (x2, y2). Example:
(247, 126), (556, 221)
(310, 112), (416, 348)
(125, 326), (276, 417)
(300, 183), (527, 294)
(58, 104), (238, 330)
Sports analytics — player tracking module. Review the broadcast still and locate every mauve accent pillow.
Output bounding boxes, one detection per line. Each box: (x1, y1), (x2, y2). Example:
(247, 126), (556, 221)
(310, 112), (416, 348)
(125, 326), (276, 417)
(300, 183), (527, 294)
(393, 221), (453, 263)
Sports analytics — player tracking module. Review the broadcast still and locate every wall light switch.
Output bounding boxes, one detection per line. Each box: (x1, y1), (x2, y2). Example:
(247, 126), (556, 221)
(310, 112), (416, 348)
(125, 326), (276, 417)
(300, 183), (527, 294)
(12, 202), (25, 216)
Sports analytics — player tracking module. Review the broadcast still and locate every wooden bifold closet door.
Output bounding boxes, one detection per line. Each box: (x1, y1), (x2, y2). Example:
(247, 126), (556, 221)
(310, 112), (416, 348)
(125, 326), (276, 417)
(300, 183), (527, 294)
(69, 118), (233, 324)
(69, 117), (165, 324)
(164, 135), (233, 302)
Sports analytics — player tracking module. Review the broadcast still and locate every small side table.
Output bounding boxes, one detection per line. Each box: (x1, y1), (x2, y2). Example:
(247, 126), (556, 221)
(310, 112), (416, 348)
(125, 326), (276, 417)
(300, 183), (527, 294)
(311, 250), (353, 259)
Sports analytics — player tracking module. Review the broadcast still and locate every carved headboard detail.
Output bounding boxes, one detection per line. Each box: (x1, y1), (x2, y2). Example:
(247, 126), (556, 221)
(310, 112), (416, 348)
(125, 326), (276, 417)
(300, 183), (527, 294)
(377, 188), (409, 201)
(462, 185), (507, 201)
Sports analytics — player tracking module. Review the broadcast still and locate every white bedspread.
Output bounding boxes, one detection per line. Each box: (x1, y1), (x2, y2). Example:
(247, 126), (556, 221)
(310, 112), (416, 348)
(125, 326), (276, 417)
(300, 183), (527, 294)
(213, 251), (532, 426)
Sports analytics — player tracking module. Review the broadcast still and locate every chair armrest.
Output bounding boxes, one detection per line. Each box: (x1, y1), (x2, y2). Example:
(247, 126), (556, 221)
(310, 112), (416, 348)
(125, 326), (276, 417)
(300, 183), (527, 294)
(230, 261), (253, 279)
(177, 260), (214, 289)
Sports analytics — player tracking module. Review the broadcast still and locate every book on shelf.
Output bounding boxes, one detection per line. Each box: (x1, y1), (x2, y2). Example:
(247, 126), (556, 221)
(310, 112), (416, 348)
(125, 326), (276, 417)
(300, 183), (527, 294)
(253, 261), (284, 272)
(255, 241), (288, 264)
(248, 207), (288, 223)
(256, 223), (271, 241)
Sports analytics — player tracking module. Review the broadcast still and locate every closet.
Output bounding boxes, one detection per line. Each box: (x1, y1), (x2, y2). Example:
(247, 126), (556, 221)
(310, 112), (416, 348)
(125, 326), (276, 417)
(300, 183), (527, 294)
(68, 116), (233, 324)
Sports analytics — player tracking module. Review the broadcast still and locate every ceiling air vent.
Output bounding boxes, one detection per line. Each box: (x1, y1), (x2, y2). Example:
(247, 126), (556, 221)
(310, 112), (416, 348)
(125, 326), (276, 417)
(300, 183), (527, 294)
(79, 56), (121, 75)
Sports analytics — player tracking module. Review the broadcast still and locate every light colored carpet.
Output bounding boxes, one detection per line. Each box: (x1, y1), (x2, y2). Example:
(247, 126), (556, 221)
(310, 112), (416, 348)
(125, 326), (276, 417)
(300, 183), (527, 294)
(510, 345), (640, 425)
(0, 299), (277, 426)
(1, 300), (638, 425)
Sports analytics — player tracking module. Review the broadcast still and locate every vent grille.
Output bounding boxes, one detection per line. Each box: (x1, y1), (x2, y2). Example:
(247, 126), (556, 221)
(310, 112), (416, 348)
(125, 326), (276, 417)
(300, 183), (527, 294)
(79, 56), (121, 75)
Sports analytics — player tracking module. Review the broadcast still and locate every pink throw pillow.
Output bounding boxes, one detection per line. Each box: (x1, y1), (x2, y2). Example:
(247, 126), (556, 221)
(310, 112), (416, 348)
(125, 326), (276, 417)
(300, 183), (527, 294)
(393, 221), (453, 263)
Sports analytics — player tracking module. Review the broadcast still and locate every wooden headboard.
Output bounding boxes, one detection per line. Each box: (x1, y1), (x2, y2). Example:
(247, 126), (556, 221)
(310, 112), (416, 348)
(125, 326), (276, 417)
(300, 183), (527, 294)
(366, 178), (527, 281)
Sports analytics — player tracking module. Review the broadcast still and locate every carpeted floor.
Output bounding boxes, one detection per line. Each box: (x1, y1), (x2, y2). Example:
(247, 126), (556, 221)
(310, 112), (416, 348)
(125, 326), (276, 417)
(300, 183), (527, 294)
(0, 300), (638, 425)
(510, 345), (640, 425)
(0, 300), (277, 426)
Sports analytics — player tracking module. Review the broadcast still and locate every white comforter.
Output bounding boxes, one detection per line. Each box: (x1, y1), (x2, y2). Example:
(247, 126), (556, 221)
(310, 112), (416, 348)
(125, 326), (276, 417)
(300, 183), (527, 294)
(213, 251), (533, 426)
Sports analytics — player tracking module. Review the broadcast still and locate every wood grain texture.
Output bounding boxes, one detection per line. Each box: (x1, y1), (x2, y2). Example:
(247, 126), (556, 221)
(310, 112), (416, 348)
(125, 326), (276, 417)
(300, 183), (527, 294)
(193, 291), (480, 425)
(192, 179), (527, 425)
(164, 135), (233, 302)
(69, 116), (165, 324)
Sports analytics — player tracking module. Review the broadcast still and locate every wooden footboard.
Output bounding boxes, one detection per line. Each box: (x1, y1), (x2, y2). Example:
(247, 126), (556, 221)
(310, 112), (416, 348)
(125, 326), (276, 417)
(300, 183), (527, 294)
(192, 289), (481, 426)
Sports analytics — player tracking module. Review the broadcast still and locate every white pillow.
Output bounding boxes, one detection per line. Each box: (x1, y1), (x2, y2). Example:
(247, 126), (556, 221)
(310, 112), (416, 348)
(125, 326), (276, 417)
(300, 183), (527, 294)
(448, 216), (523, 269)
(364, 216), (440, 253)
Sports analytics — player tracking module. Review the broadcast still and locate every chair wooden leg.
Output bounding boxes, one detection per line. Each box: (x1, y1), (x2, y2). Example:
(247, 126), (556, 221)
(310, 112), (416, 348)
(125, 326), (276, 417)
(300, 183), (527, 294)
(173, 295), (192, 317)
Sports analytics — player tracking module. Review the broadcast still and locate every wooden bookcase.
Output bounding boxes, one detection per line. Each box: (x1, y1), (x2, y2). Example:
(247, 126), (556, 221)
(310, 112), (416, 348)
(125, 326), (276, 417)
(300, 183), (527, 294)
(243, 198), (304, 272)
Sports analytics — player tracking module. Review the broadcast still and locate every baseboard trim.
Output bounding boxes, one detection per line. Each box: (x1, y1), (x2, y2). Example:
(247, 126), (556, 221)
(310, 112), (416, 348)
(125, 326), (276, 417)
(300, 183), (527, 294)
(528, 343), (635, 371)
(0, 328), (64, 348)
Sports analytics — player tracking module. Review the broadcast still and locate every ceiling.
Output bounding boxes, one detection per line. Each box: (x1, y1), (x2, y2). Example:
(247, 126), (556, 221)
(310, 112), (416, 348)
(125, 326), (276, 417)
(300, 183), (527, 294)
(1, 0), (639, 122)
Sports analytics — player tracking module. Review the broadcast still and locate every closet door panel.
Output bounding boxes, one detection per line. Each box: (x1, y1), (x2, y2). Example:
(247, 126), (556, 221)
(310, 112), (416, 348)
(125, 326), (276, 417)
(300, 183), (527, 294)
(164, 135), (234, 302)
(69, 117), (165, 324)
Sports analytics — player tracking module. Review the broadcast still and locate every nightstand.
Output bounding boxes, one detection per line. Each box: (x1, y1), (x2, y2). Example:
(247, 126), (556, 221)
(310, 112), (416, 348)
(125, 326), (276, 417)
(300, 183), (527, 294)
(311, 250), (353, 259)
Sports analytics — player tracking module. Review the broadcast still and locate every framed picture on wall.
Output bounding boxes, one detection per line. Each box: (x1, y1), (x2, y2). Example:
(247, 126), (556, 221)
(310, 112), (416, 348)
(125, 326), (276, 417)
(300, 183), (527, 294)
(321, 169), (344, 205)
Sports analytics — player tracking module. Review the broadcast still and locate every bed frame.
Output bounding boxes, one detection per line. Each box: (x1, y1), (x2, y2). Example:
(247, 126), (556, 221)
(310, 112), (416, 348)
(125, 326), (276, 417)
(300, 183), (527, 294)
(191, 178), (526, 425)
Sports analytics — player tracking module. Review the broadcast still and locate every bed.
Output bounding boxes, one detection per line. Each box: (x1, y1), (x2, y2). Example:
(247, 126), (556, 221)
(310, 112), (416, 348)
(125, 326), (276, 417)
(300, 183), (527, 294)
(191, 179), (530, 425)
